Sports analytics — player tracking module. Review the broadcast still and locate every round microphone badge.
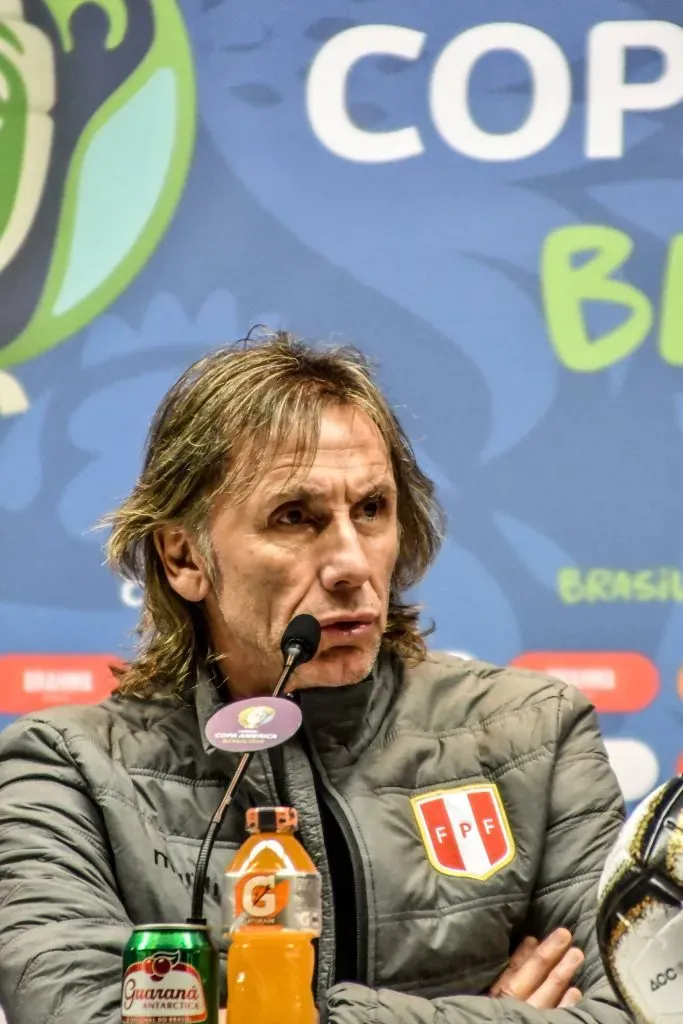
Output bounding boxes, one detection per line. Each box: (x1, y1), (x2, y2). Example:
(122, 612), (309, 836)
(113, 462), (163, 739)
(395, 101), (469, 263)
(205, 696), (302, 753)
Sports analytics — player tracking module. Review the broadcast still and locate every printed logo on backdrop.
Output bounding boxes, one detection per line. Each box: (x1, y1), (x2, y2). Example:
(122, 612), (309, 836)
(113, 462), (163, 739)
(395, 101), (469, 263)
(557, 568), (683, 605)
(0, 653), (119, 714)
(510, 652), (660, 713)
(306, 18), (683, 374)
(0, 0), (196, 415)
(411, 785), (515, 880)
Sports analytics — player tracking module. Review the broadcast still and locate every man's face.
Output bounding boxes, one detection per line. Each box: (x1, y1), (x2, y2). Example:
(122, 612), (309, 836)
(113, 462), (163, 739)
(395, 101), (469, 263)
(204, 405), (399, 697)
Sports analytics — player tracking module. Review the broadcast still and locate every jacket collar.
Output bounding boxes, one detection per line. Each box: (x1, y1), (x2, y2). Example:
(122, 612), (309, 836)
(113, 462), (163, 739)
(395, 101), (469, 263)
(193, 661), (230, 756)
(193, 651), (402, 765)
(298, 652), (402, 767)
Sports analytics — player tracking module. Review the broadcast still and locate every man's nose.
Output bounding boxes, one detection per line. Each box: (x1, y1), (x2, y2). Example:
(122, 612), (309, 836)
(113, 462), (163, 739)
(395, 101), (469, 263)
(319, 518), (372, 591)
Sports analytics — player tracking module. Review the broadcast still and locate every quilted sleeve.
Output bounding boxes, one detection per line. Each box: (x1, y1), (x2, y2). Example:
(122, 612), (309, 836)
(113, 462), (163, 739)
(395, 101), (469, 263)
(0, 717), (131, 1024)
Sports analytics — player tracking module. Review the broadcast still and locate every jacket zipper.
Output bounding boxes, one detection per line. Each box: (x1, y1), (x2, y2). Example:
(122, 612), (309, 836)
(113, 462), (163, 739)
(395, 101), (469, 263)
(274, 738), (336, 999)
(305, 737), (369, 987)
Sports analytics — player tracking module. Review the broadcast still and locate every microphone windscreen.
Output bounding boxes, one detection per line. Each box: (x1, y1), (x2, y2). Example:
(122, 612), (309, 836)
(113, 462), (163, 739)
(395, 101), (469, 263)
(280, 614), (321, 664)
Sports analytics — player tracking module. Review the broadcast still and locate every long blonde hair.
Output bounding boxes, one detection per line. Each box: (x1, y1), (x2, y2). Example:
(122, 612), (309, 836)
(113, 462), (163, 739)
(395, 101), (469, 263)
(104, 332), (445, 698)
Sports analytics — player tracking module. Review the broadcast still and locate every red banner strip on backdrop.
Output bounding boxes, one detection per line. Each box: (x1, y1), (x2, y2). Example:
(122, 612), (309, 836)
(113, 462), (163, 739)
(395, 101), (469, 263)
(0, 654), (123, 714)
(510, 651), (659, 713)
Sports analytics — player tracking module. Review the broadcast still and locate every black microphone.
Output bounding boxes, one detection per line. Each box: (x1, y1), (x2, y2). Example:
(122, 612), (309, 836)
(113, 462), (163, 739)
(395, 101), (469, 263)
(280, 613), (322, 667)
(188, 615), (321, 924)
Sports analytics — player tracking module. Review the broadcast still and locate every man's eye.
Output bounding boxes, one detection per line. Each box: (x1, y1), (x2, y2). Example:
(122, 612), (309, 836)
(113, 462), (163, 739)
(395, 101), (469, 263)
(276, 507), (307, 526)
(362, 496), (386, 519)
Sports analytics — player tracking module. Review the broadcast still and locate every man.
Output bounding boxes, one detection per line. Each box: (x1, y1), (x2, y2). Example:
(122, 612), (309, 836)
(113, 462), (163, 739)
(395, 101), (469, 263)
(0, 333), (628, 1024)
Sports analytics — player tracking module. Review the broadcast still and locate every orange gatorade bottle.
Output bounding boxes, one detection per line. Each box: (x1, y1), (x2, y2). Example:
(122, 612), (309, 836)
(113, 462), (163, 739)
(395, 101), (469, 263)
(223, 807), (322, 1024)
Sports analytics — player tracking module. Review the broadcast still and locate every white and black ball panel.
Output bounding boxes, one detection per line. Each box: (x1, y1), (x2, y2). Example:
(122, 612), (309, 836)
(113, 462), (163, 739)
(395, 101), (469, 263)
(597, 778), (683, 1023)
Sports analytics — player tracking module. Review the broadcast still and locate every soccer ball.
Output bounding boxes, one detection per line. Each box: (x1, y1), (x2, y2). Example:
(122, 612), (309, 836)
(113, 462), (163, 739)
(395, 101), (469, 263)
(597, 777), (683, 1023)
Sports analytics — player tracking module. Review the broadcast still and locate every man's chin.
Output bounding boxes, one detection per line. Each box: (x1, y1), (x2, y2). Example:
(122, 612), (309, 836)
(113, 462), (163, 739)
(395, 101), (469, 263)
(288, 647), (377, 692)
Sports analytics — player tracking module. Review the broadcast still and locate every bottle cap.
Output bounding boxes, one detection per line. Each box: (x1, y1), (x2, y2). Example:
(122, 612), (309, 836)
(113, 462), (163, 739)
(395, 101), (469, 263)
(246, 806), (298, 834)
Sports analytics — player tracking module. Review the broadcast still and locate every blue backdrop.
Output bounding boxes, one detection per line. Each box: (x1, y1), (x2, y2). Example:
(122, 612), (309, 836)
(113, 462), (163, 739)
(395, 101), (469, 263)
(2, 0), (683, 808)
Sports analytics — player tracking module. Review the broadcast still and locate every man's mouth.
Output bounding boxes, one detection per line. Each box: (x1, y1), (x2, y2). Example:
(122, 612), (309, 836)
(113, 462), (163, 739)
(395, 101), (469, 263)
(318, 616), (377, 639)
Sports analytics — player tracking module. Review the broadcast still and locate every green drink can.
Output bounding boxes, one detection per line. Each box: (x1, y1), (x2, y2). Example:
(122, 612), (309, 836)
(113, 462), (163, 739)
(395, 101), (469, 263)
(121, 923), (219, 1024)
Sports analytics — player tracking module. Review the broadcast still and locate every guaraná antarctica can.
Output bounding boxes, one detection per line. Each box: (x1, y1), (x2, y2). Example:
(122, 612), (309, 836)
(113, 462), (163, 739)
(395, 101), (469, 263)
(121, 923), (218, 1024)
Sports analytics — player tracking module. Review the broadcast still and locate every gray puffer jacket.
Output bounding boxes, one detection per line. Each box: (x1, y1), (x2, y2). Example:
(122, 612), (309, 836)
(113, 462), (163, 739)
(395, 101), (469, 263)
(0, 652), (629, 1024)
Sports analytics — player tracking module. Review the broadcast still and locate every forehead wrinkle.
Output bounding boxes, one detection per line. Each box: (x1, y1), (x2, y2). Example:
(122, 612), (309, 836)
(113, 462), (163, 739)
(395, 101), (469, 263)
(238, 407), (393, 508)
(262, 472), (396, 509)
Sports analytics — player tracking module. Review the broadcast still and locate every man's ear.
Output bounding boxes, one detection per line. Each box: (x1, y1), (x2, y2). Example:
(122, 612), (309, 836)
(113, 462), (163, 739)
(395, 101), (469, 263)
(154, 525), (211, 603)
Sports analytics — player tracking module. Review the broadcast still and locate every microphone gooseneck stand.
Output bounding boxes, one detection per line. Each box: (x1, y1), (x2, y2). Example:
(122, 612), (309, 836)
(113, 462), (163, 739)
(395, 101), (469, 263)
(188, 614), (321, 925)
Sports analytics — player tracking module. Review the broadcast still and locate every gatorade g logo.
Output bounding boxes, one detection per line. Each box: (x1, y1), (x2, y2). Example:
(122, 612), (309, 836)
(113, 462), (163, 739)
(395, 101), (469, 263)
(0, 0), (196, 414)
(236, 873), (290, 921)
(243, 875), (276, 918)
